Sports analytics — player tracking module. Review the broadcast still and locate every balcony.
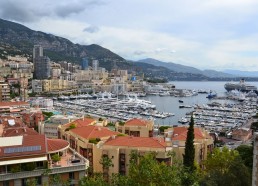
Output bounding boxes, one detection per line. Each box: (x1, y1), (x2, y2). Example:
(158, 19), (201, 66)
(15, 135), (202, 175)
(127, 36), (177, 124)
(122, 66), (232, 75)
(0, 148), (89, 181)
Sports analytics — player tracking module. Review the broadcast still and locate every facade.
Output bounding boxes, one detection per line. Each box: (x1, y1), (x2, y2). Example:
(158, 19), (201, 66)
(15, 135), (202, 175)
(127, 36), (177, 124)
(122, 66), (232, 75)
(0, 101), (30, 113)
(101, 136), (172, 177)
(40, 115), (79, 139)
(0, 81), (10, 102)
(0, 135), (88, 186)
(81, 58), (89, 70)
(34, 56), (51, 80)
(115, 118), (154, 137)
(253, 133), (258, 186)
(92, 60), (99, 71)
(231, 127), (252, 142)
(32, 80), (43, 93)
(164, 127), (214, 164)
(58, 124), (118, 173)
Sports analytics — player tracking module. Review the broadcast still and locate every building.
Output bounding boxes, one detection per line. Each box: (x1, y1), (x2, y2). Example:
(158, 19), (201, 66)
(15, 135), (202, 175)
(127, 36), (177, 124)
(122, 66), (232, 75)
(32, 80), (43, 93)
(164, 126), (214, 164)
(33, 45), (43, 61)
(115, 118), (154, 137)
(92, 60), (99, 71)
(101, 136), (171, 177)
(40, 115), (79, 139)
(81, 58), (89, 70)
(34, 56), (51, 80)
(33, 45), (51, 80)
(253, 133), (258, 186)
(0, 81), (10, 102)
(58, 124), (118, 173)
(0, 134), (89, 186)
(232, 127), (252, 142)
(0, 101), (30, 113)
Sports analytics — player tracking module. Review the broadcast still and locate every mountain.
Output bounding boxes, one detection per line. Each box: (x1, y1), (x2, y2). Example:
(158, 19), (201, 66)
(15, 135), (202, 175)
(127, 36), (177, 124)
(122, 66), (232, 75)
(138, 58), (235, 78)
(0, 18), (125, 70)
(223, 70), (258, 77)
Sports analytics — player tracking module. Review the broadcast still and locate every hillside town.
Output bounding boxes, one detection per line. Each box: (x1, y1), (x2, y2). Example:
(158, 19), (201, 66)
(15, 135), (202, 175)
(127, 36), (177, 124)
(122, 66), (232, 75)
(0, 45), (257, 185)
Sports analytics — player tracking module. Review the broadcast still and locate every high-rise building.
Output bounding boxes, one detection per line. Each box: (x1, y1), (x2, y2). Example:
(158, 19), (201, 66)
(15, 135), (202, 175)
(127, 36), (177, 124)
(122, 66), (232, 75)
(81, 58), (89, 70)
(92, 60), (99, 71)
(33, 45), (43, 62)
(33, 45), (51, 80)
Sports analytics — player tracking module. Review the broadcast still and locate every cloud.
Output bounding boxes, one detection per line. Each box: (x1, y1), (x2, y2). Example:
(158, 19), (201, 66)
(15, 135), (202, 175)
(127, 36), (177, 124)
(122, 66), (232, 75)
(83, 26), (100, 33)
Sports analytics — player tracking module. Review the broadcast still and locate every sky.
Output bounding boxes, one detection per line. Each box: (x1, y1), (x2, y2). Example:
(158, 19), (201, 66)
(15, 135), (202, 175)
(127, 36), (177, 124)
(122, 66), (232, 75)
(0, 0), (258, 71)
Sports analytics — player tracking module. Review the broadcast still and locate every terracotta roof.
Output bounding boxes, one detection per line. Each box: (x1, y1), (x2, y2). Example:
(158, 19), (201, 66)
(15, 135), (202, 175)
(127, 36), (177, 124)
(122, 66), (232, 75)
(0, 101), (29, 107)
(70, 126), (119, 139)
(0, 135), (47, 159)
(3, 127), (39, 137)
(171, 127), (206, 141)
(125, 118), (148, 127)
(0, 116), (24, 128)
(47, 139), (69, 153)
(63, 118), (96, 128)
(104, 136), (166, 148)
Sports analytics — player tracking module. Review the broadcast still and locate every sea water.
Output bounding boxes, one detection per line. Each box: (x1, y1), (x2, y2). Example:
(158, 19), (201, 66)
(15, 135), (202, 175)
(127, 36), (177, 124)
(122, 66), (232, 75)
(143, 81), (258, 126)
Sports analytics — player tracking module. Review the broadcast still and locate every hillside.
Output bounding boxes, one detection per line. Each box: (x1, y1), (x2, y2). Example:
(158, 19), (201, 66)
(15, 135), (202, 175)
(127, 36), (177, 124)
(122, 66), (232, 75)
(0, 18), (125, 70)
(138, 58), (235, 78)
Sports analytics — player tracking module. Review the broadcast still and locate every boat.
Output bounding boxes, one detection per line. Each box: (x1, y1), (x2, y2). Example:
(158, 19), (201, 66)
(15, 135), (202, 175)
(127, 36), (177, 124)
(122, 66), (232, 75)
(179, 100), (184, 103)
(206, 91), (217, 99)
(224, 79), (257, 93)
(178, 117), (188, 124)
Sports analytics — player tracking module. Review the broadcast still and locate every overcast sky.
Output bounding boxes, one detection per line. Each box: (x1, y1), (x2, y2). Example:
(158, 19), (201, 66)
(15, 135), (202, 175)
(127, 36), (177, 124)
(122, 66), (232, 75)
(0, 0), (258, 71)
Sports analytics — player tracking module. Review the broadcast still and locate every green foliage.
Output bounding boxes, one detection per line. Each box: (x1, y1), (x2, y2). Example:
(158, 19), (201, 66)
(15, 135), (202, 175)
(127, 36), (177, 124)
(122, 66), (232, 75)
(118, 121), (125, 126)
(107, 122), (115, 127)
(99, 155), (114, 169)
(65, 123), (76, 131)
(21, 162), (36, 171)
(51, 154), (61, 163)
(201, 147), (251, 186)
(79, 173), (108, 186)
(159, 126), (170, 133)
(183, 115), (195, 171)
(236, 144), (253, 171)
(42, 111), (54, 119)
(26, 178), (37, 186)
(116, 133), (127, 137)
(28, 92), (37, 97)
(10, 164), (20, 173)
(89, 138), (101, 144)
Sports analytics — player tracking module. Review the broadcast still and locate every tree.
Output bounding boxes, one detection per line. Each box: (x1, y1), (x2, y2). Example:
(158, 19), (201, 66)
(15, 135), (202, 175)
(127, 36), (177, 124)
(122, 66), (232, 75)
(201, 147), (251, 186)
(236, 144), (253, 171)
(79, 173), (108, 186)
(183, 115), (195, 170)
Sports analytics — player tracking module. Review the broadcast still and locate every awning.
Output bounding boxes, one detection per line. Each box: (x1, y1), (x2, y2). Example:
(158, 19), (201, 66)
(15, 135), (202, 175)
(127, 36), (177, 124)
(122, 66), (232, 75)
(0, 156), (47, 166)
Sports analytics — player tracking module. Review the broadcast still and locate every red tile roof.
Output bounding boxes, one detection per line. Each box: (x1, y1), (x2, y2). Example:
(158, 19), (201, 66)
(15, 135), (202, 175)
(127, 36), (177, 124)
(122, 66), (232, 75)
(47, 139), (69, 153)
(104, 136), (166, 148)
(0, 135), (47, 159)
(0, 101), (29, 107)
(3, 127), (39, 137)
(63, 118), (96, 128)
(70, 126), (119, 139)
(125, 118), (148, 126)
(171, 127), (206, 141)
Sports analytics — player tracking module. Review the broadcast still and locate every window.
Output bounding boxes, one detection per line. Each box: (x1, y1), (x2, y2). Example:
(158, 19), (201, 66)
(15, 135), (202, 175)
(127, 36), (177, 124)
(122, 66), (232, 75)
(3, 181), (9, 186)
(69, 172), (75, 179)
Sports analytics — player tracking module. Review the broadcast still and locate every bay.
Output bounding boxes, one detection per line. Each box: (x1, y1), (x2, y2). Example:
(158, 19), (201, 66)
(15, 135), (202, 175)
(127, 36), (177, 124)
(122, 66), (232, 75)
(142, 81), (258, 126)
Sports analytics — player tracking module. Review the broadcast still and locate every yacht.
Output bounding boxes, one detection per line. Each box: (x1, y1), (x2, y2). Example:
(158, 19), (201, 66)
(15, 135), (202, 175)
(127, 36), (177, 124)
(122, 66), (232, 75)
(224, 79), (257, 93)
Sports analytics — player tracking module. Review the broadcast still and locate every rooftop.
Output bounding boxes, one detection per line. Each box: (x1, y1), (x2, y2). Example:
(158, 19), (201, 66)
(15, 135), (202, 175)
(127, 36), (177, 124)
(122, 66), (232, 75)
(0, 101), (29, 107)
(70, 126), (119, 139)
(47, 138), (69, 153)
(104, 136), (166, 148)
(63, 117), (96, 128)
(171, 127), (207, 141)
(124, 118), (149, 127)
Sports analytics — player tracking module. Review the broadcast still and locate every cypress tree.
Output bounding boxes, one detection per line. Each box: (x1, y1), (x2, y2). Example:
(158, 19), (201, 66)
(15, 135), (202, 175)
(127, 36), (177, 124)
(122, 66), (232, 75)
(183, 115), (195, 170)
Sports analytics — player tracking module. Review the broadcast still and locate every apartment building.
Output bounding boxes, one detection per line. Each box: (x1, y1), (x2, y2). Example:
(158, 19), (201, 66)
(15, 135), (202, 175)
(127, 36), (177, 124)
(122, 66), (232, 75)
(0, 101), (30, 113)
(59, 124), (118, 173)
(101, 136), (172, 176)
(40, 115), (78, 139)
(164, 127), (214, 164)
(0, 81), (10, 102)
(0, 134), (88, 186)
(116, 118), (154, 137)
